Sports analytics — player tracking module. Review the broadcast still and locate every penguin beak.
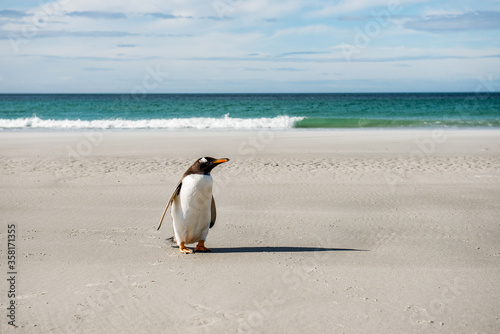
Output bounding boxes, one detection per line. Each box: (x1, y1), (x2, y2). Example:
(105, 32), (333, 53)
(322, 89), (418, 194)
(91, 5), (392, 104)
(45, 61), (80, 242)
(212, 158), (229, 165)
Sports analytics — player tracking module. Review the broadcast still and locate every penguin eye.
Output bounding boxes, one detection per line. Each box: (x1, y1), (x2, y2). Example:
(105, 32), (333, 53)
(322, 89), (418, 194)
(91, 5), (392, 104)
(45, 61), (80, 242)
(199, 157), (208, 164)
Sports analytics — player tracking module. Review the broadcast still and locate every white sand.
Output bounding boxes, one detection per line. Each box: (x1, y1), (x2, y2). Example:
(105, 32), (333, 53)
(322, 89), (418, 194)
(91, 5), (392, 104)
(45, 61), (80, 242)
(1, 129), (499, 333)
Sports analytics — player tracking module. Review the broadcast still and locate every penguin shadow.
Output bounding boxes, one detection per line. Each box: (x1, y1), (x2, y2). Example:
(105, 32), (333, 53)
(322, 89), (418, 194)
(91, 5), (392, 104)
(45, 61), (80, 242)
(209, 246), (367, 254)
(165, 237), (366, 253)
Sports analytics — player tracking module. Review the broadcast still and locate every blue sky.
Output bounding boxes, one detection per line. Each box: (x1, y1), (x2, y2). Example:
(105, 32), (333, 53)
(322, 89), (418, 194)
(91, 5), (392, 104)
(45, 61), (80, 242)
(0, 0), (499, 93)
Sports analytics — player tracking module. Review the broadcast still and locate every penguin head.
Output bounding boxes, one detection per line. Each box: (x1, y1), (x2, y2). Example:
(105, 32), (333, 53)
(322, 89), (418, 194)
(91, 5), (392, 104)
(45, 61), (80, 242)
(186, 157), (229, 176)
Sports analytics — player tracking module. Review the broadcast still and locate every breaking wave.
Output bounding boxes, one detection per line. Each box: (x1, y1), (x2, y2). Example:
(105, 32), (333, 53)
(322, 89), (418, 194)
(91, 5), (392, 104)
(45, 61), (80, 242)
(0, 115), (304, 130)
(2, 115), (499, 130)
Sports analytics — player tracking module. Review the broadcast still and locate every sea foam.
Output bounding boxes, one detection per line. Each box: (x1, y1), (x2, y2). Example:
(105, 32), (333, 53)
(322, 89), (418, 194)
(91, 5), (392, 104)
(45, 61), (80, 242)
(0, 115), (305, 130)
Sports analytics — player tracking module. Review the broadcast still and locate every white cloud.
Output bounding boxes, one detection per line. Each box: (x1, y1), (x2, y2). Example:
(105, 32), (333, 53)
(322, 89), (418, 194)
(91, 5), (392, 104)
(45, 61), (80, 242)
(405, 11), (500, 32)
(306, 0), (425, 18)
(269, 24), (334, 38)
(236, 0), (304, 18)
(421, 8), (465, 17)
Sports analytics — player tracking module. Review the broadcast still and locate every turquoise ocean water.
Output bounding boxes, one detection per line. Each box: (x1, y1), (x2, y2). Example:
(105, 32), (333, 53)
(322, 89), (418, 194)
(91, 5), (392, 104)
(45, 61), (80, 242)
(0, 93), (499, 130)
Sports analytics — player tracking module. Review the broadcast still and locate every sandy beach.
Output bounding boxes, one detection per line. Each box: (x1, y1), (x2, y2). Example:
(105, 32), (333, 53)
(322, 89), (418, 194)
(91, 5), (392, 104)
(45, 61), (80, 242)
(1, 129), (499, 333)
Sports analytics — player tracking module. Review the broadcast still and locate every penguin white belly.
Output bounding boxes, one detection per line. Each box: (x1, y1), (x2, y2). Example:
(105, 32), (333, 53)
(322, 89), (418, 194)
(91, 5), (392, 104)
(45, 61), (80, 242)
(171, 174), (213, 245)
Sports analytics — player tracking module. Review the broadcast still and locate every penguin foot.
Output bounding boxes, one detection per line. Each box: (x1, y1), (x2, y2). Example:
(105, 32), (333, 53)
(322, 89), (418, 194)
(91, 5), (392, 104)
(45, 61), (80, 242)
(194, 240), (211, 252)
(179, 242), (193, 254)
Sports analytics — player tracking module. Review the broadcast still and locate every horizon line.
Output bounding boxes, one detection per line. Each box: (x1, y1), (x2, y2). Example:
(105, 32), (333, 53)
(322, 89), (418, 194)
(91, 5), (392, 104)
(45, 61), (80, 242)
(1, 91), (498, 95)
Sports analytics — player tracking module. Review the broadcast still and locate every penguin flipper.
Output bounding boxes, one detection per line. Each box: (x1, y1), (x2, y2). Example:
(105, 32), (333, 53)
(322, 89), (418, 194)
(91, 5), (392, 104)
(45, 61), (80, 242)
(210, 195), (216, 228)
(157, 181), (182, 231)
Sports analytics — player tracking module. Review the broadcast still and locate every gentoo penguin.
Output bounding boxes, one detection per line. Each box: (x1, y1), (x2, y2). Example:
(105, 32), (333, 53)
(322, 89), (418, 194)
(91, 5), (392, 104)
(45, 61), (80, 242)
(157, 157), (229, 254)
